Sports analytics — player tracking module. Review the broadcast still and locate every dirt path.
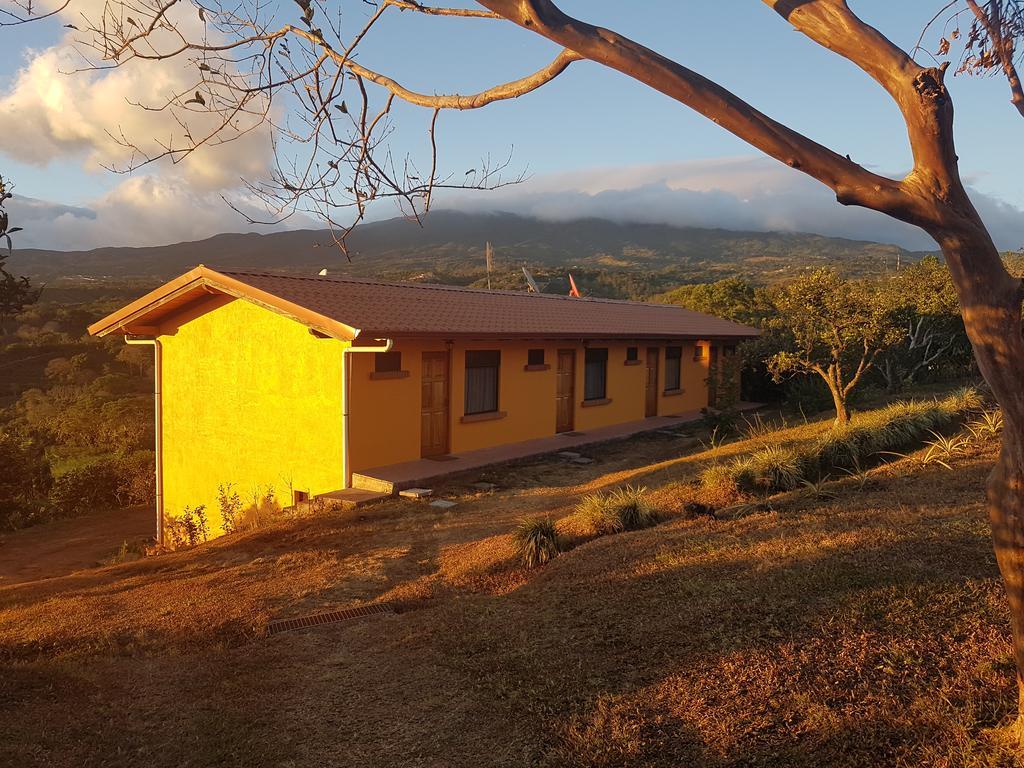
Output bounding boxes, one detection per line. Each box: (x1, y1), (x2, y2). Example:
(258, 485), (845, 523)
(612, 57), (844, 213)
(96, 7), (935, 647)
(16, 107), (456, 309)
(0, 505), (152, 586)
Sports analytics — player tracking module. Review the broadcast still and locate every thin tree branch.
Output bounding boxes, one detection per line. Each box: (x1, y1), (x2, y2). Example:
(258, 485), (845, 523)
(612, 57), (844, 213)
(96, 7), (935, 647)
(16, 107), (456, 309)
(966, 0), (1024, 117)
(289, 26), (582, 109)
(474, 0), (919, 224)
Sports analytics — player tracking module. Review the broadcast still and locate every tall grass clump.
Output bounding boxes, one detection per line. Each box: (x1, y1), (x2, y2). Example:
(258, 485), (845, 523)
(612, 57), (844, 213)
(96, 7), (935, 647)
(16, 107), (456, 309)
(607, 485), (658, 530)
(698, 386), (983, 500)
(698, 463), (742, 506)
(513, 517), (561, 568)
(576, 492), (623, 535)
(739, 445), (809, 495)
(576, 486), (658, 535)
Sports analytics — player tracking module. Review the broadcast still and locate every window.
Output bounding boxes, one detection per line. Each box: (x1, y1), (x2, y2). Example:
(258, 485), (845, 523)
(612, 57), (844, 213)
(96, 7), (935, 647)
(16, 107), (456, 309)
(527, 348), (545, 366)
(375, 351), (401, 373)
(693, 344), (706, 362)
(584, 348), (608, 401)
(665, 346), (682, 391)
(465, 350), (500, 415)
(626, 346), (639, 362)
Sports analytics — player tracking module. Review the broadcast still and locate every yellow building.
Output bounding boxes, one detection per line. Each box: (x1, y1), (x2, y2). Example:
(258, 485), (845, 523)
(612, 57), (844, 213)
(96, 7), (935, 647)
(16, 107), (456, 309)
(89, 266), (757, 542)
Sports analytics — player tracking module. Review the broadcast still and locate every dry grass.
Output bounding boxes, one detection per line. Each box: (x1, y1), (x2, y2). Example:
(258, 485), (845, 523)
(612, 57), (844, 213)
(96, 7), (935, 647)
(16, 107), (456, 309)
(0, 405), (1019, 767)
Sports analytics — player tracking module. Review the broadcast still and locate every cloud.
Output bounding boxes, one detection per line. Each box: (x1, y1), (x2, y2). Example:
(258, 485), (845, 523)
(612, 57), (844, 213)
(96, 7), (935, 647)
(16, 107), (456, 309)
(0, 44), (272, 192)
(435, 157), (1024, 252)
(0, 1), (294, 250)
(7, 177), (316, 250)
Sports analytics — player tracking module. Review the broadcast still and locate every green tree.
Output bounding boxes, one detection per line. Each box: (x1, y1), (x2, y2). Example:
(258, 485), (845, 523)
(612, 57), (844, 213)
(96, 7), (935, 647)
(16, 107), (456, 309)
(767, 269), (901, 425)
(658, 277), (767, 325)
(0, 176), (40, 334)
(0, 426), (52, 529)
(877, 258), (972, 392)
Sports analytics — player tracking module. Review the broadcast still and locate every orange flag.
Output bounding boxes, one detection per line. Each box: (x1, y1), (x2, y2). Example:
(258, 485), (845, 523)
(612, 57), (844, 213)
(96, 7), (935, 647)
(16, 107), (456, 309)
(568, 273), (581, 297)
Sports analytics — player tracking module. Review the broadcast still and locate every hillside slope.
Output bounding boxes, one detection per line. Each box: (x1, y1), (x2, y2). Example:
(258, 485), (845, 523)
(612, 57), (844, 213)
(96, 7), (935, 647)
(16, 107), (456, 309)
(0, 404), (1014, 767)
(16, 212), (922, 296)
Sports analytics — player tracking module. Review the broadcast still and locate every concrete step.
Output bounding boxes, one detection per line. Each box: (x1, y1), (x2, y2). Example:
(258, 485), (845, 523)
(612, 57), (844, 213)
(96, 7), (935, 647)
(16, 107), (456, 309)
(316, 488), (390, 509)
(351, 473), (397, 495)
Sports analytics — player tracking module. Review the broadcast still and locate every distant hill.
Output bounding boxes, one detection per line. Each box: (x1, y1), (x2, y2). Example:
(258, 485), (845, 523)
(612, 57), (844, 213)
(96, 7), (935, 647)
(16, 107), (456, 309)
(14, 211), (926, 300)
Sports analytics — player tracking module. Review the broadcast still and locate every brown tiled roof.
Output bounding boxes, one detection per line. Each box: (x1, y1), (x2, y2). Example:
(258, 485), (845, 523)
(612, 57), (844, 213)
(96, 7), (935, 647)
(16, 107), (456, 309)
(88, 265), (759, 341)
(217, 269), (759, 341)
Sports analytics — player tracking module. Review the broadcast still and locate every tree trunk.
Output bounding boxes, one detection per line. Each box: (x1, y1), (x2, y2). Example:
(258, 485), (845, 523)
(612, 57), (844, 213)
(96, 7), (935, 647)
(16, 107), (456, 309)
(990, 430), (1024, 733)
(824, 376), (850, 426)
(940, 230), (1024, 735)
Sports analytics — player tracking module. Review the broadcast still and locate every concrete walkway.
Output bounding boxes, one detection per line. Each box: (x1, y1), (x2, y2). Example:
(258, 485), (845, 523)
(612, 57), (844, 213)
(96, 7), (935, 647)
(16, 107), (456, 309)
(352, 404), (759, 493)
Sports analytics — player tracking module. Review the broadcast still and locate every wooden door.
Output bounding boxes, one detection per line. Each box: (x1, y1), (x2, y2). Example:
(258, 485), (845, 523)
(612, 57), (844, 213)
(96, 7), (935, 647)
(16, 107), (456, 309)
(555, 349), (575, 433)
(645, 347), (659, 417)
(421, 351), (449, 457)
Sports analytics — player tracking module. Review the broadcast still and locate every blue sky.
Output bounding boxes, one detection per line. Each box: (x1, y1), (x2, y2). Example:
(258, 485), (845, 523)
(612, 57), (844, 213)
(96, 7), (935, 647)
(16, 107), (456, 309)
(1, 1), (1022, 250)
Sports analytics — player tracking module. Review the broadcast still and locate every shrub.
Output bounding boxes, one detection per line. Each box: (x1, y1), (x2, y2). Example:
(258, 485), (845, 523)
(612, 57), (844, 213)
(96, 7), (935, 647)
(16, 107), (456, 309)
(166, 504), (209, 549)
(114, 451), (155, 506)
(606, 485), (658, 530)
(49, 461), (122, 517)
(513, 517), (561, 568)
(0, 428), (53, 529)
(218, 483), (243, 534)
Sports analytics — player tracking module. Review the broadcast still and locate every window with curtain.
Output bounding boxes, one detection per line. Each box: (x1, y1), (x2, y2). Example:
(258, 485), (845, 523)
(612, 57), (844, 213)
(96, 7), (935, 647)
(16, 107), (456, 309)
(665, 346), (682, 391)
(465, 350), (500, 414)
(584, 348), (608, 401)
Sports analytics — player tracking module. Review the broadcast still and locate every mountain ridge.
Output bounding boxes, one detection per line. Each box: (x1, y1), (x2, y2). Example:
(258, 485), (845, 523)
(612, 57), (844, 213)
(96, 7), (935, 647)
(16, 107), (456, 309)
(13, 211), (928, 298)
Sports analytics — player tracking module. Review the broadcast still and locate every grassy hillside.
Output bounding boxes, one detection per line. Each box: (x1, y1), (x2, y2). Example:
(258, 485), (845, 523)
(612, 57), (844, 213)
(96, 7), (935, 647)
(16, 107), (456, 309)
(15, 212), (923, 298)
(0, 393), (1016, 767)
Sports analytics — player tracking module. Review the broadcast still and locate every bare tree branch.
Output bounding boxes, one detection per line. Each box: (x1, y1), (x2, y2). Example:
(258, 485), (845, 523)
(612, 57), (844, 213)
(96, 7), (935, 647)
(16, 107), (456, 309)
(966, 0), (1024, 116)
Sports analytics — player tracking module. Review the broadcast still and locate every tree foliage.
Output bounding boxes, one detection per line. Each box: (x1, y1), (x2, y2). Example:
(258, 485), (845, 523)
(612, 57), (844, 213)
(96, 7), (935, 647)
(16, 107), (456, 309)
(876, 257), (973, 391)
(765, 269), (903, 424)
(658, 277), (768, 326)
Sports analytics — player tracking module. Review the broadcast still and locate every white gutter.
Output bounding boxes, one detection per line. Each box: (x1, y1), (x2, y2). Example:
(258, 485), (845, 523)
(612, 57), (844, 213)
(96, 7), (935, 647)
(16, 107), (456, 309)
(341, 338), (393, 488)
(125, 335), (164, 547)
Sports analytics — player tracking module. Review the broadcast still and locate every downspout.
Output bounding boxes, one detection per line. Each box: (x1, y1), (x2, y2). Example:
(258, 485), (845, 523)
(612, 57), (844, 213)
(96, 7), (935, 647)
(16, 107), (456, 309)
(341, 338), (393, 488)
(125, 335), (164, 547)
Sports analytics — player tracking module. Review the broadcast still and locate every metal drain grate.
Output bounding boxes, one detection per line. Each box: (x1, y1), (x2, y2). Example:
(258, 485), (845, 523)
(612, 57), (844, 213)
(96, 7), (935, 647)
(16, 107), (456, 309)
(267, 602), (394, 635)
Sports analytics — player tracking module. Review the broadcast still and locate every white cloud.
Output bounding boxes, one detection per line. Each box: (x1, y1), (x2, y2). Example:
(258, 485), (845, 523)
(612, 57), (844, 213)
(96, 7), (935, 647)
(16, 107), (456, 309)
(8, 176), (316, 250)
(435, 157), (1024, 252)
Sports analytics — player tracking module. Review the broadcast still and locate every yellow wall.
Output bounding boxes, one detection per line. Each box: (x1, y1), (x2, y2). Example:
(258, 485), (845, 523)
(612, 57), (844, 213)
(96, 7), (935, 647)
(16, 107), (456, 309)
(658, 341), (713, 416)
(159, 297), (347, 535)
(347, 338), (713, 471)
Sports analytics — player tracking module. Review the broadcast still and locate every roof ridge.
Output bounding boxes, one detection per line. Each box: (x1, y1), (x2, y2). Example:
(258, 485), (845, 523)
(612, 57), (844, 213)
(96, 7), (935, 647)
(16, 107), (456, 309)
(212, 267), (674, 308)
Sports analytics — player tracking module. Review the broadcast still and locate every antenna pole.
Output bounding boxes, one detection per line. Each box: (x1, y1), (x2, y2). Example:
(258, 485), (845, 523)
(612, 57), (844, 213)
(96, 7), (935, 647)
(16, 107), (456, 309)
(485, 241), (493, 290)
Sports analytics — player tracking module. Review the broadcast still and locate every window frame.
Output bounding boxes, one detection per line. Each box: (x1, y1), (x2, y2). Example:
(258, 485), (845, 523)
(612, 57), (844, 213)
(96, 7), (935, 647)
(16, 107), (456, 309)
(664, 345), (682, 392)
(584, 347), (609, 402)
(464, 350), (501, 416)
